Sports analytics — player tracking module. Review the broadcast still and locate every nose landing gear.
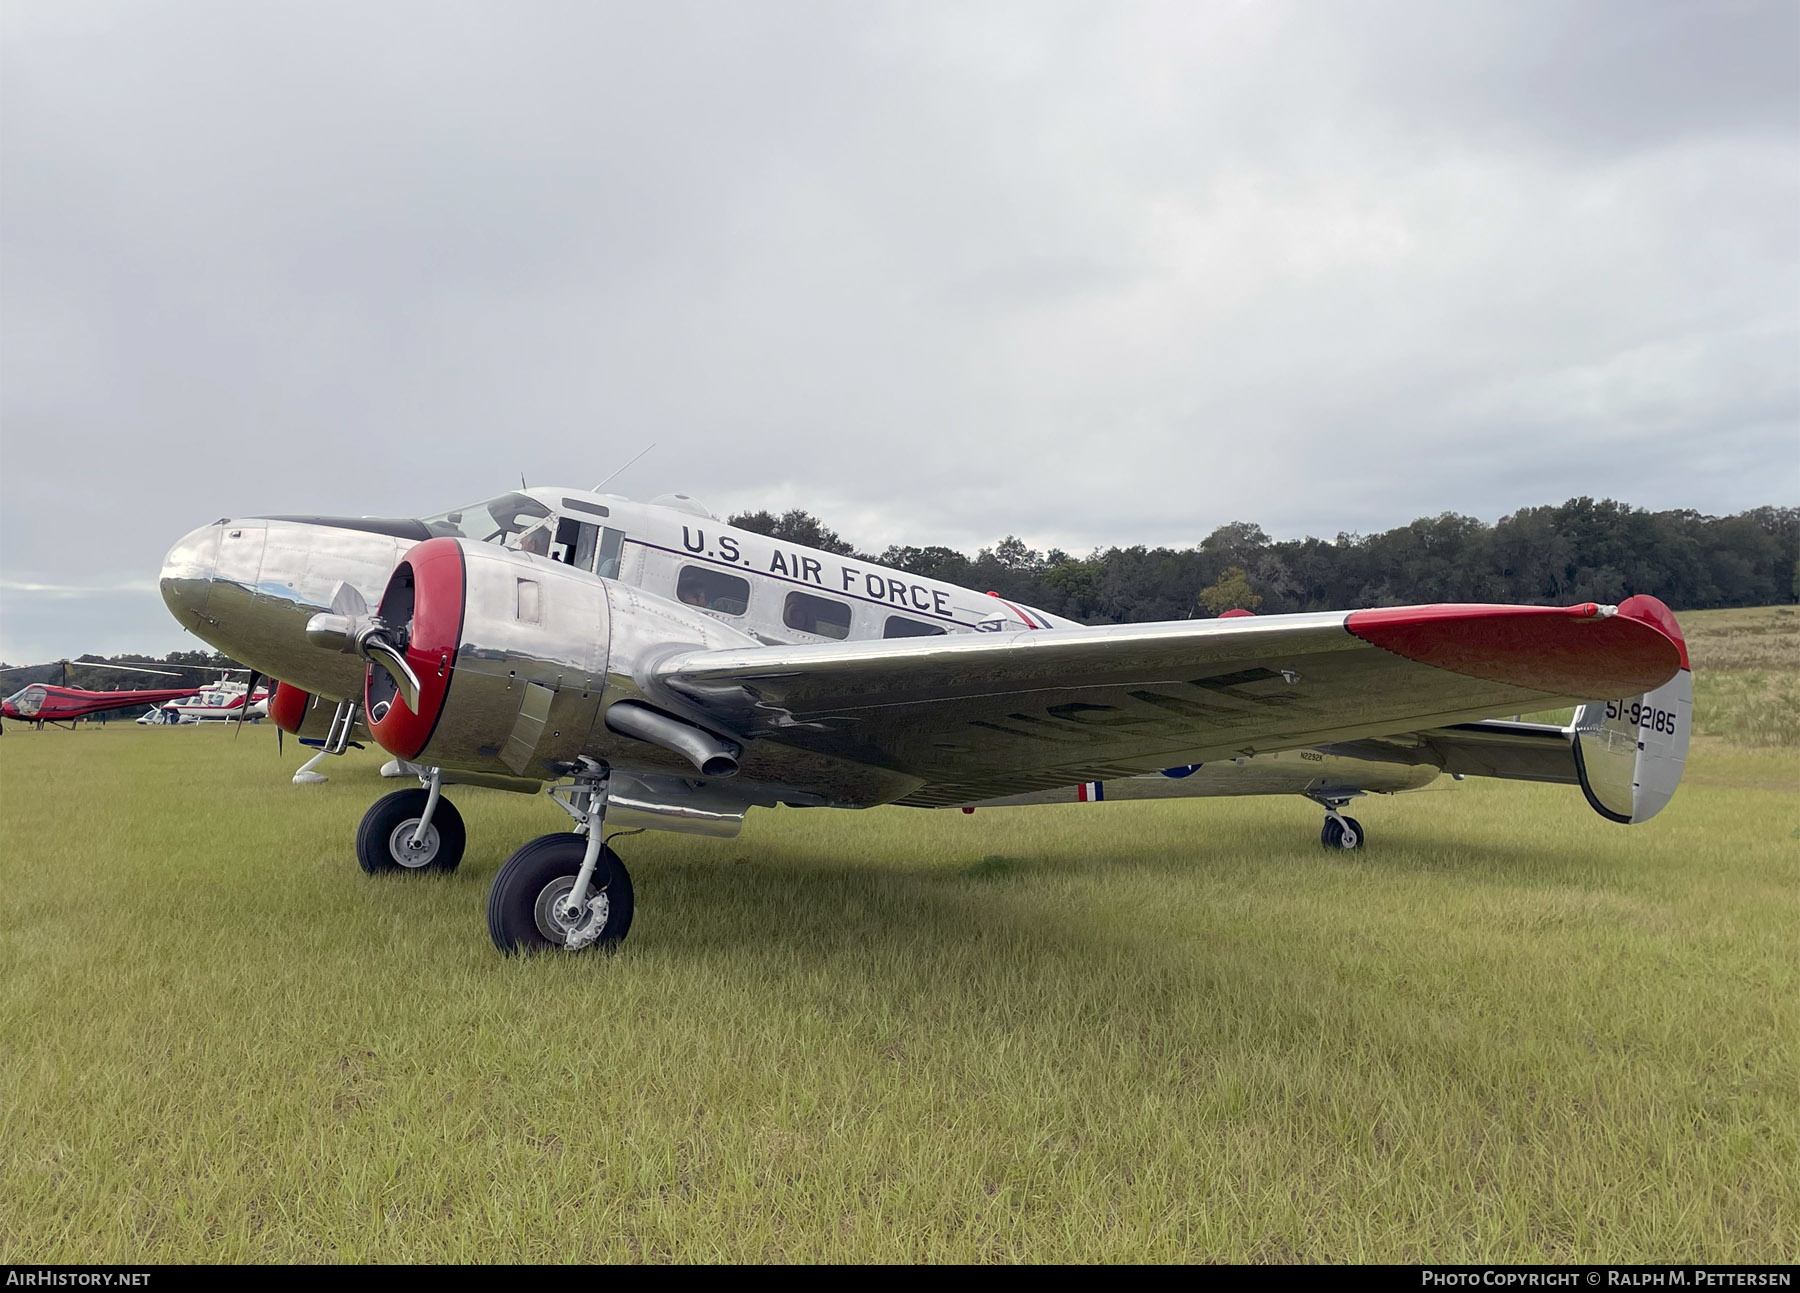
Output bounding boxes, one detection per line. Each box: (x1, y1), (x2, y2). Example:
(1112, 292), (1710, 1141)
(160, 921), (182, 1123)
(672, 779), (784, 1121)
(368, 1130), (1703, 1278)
(1320, 814), (1365, 850)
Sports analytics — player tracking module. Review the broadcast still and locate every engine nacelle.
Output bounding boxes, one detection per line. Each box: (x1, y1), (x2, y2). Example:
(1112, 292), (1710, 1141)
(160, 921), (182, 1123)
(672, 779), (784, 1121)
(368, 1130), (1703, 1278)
(268, 681), (337, 739)
(362, 537), (757, 782)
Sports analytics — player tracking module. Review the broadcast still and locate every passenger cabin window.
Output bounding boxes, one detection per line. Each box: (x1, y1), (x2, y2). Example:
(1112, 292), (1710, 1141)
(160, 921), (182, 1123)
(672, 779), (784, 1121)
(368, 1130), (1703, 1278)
(785, 591), (852, 640)
(677, 566), (750, 615)
(884, 615), (947, 638)
(595, 527), (625, 579)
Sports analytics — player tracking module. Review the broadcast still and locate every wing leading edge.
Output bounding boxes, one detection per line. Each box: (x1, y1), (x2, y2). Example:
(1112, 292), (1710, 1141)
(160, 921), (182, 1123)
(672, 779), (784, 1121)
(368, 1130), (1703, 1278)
(652, 598), (1685, 808)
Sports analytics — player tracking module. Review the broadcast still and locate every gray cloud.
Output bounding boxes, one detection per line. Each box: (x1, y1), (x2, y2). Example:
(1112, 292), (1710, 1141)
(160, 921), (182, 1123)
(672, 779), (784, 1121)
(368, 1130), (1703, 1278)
(2, 0), (1794, 662)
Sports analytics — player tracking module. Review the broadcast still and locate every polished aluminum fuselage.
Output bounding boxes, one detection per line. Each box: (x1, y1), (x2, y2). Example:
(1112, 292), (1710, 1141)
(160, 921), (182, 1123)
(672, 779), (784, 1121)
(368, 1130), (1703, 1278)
(160, 489), (1071, 703)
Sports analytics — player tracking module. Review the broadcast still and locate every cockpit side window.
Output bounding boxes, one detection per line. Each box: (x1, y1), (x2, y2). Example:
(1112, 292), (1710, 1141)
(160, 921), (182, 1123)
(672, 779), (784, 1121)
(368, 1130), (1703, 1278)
(570, 521), (600, 571)
(422, 493), (553, 549)
(539, 517), (601, 566)
(594, 527), (625, 579)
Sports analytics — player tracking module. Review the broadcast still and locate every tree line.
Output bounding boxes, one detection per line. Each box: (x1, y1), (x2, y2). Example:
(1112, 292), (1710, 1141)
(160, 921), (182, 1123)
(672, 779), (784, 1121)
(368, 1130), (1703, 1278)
(5, 498), (1790, 692)
(731, 497), (1799, 623)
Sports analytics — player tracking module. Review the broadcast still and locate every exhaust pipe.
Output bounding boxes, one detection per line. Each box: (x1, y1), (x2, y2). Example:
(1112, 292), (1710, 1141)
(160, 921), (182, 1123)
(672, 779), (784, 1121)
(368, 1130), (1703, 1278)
(604, 701), (741, 778)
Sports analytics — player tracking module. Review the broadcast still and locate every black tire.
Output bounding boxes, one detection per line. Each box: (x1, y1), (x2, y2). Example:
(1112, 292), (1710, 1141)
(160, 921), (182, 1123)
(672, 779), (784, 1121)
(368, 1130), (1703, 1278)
(486, 833), (635, 955)
(1320, 816), (1366, 851)
(355, 788), (466, 875)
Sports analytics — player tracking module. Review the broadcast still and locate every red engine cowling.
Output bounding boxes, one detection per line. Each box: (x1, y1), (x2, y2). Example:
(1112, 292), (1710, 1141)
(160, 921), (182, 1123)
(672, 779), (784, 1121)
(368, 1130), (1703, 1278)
(360, 537), (468, 762)
(268, 681), (311, 734)
(361, 537), (755, 781)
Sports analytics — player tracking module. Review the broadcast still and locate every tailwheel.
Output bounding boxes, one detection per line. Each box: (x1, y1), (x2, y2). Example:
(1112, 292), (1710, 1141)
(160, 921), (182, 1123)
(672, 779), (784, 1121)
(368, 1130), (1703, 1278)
(1320, 815), (1365, 851)
(487, 833), (635, 955)
(355, 787), (465, 874)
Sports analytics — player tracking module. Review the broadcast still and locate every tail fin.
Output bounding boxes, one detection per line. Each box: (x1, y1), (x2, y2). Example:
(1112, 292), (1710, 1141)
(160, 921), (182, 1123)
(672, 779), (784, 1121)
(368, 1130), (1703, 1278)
(1569, 595), (1692, 824)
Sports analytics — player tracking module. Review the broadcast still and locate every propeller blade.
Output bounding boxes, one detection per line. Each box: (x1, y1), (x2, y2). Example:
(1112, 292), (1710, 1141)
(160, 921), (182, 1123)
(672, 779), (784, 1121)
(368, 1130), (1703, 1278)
(236, 670), (260, 738)
(330, 582), (370, 618)
(362, 636), (421, 711)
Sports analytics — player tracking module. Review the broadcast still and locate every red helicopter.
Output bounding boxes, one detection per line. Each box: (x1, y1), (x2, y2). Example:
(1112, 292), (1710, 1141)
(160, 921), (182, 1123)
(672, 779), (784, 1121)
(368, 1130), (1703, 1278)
(0, 659), (201, 730)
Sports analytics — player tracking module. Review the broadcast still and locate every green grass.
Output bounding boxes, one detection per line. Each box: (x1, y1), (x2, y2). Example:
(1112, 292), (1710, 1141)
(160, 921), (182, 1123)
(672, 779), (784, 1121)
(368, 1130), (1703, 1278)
(1, 613), (1796, 1263)
(1684, 605), (1800, 747)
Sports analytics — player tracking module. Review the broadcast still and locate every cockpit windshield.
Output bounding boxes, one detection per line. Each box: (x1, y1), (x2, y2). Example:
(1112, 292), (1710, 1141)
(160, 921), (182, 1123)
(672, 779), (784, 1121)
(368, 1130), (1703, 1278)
(422, 493), (553, 550)
(6, 685), (45, 716)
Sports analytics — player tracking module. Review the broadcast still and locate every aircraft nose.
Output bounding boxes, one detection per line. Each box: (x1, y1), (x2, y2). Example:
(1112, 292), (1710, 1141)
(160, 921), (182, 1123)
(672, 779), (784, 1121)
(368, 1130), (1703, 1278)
(160, 522), (222, 630)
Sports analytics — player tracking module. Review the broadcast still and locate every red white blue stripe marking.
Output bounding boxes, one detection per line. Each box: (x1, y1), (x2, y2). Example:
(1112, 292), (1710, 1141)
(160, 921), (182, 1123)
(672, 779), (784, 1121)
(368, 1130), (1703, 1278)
(1076, 781), (1104, 802)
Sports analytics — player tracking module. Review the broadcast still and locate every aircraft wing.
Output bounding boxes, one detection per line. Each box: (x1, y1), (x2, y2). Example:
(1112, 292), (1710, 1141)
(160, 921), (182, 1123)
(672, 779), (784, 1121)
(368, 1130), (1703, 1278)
(652, 598), (1686, 807)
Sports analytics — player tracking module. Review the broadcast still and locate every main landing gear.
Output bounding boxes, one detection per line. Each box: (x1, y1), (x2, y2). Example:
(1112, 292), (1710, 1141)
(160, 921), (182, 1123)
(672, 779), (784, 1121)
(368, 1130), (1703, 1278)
(1307, 792), (1366, 851)
(355, 767), (466, 874)
(487, 758), (634, 955)
(350, 758), (634, 954)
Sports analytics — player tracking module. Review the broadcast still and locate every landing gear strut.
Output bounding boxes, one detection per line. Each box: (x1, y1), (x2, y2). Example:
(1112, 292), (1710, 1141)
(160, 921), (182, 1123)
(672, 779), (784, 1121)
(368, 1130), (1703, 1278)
(355, 767), (466, 873)
(292, 699), (362, 785)
(1307, 792), (1366, 851)
(487, 758), (634, 954)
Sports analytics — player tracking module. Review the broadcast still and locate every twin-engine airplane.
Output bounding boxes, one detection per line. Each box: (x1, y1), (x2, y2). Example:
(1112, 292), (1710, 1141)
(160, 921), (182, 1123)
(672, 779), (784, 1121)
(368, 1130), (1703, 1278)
(160, 488), (1692, 955)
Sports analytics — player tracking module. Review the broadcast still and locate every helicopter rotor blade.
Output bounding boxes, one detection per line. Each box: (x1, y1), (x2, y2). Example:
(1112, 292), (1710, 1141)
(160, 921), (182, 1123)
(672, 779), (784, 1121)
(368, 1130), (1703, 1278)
(0, 660), (187, 680)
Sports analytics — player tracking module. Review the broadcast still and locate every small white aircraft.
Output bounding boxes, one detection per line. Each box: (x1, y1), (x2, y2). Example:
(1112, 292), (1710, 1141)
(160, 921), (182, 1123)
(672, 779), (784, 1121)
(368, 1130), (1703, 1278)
(141, 675), (271, 724)
(161, 488), (1692, 955)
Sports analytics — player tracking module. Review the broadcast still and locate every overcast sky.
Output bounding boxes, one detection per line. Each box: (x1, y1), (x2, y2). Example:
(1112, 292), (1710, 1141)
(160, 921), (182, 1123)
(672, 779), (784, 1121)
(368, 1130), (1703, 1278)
(2, 0), (1795, 663)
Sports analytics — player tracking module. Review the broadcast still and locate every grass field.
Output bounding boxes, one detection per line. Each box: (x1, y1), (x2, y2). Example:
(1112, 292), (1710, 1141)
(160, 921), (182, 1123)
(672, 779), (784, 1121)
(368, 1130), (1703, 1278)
(2, 607), (1796, 1262)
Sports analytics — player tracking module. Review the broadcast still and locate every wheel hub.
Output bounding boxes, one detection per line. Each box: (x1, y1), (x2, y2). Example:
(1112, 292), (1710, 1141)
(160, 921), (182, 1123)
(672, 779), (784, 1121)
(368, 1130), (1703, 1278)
(533, 875), (611, 950)
(388, 818), (440, 867)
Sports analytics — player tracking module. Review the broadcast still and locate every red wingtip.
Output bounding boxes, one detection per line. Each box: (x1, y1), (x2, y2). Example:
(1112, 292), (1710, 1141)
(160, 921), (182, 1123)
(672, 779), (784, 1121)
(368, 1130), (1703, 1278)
(1615, 594), (1689, 671)
(1346, 601), (1685, 697)
(1219, 608), (1256, 619)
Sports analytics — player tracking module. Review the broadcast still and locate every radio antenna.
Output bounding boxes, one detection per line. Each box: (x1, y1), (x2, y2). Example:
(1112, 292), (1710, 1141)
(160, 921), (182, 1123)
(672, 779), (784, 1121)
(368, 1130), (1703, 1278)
(593, 442), (657, 493)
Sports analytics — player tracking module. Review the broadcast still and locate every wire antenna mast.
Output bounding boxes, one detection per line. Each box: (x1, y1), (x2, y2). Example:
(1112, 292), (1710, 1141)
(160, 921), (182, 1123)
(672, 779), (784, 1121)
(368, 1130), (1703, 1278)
(593, 442), (657, 493)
